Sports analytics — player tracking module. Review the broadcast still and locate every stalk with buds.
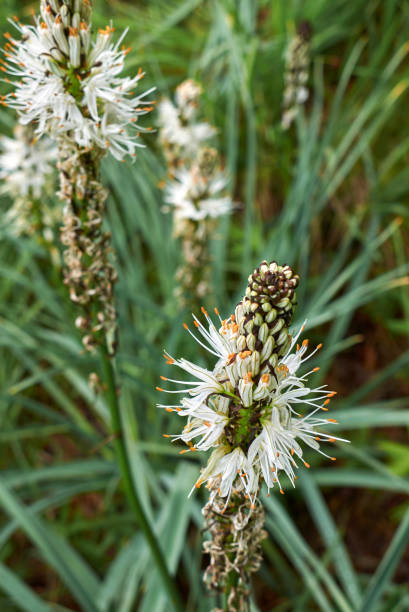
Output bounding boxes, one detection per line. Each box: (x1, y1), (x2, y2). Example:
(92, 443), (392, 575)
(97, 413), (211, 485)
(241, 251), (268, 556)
(159, 260), (348, 610)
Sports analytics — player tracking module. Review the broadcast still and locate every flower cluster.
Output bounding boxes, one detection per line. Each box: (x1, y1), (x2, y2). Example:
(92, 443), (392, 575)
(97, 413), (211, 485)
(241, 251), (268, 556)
(2, 0), (154, 160)
(158, 79), (215, 173)
(165, 147), (233, 223)
(159, 261), (347, 503)
(282, 21), (312, 130)
(0, 124), (56, 199)
(0, 123), (59, 239)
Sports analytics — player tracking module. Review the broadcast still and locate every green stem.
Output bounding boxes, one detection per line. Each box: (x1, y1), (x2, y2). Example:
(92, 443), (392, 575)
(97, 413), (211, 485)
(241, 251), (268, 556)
(100, 347), (184, 612)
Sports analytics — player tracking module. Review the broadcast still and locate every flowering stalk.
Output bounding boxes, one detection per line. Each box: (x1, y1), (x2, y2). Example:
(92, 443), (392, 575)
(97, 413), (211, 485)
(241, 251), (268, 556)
(282, 21), (312, 130)
(159, 80), (233, 308)
(4, 3), (183, 610)
(159, 260), (348, 609)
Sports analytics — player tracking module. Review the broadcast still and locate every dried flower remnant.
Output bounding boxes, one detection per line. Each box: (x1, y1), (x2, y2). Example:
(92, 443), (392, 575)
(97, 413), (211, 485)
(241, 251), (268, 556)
(282, 21), (312, 130)
(159, 260), (348, 608)
(3, 0), (154, 353)
(203, 491), (267, 611)
(0, 124), (57, 239)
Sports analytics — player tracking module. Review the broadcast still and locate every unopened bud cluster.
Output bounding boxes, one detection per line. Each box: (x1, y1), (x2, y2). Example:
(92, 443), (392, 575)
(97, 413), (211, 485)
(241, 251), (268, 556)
(282, 21), (312, 130)
(159, 81), (233, 307)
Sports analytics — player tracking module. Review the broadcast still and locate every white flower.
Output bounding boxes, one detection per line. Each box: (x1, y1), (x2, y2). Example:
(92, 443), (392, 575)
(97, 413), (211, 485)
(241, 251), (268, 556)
(3, 16), (154, 160)
(165, 163), (234, 221)
(0, 126), (56, 198)
(158, 307), (348, 502)
(158, 79), (215, 160)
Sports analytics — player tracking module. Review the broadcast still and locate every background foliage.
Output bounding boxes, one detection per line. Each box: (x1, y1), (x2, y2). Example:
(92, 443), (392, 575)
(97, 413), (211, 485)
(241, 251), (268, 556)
(0, 0), (409, 610)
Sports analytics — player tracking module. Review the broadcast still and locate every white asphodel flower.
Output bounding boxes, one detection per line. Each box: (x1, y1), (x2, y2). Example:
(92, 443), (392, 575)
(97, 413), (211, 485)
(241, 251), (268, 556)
(158, 79), (215, 160)
(3, 16), (154, 160)
(158, 306), (348, 504)
(0, 126), (56, 198)
(165, 164), (234, 221)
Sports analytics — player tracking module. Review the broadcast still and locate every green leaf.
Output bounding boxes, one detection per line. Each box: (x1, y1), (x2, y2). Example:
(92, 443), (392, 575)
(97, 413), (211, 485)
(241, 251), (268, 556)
(360, 504), (409, 612)
(0, 562), (51, 612)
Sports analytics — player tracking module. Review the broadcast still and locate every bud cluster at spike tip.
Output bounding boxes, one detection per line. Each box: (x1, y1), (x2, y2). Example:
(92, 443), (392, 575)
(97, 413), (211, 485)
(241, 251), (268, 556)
(2, 0), (154, 160)
(158, 260), (348, 503)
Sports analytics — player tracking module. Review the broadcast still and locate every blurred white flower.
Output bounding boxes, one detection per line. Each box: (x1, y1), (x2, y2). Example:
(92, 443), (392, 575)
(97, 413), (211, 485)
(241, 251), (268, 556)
(0, 125), (56, 199)
(165, 161), (234, 221)
(3, 10), (154, 160)
(158, 79), (215, 162)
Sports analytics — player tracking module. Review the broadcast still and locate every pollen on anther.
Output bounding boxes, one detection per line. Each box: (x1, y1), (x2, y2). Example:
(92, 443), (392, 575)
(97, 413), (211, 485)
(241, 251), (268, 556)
(327, 418), (338, 423)
(183, 323), (189, 330)
(160, 376), (167, 381)
(304, 462), (310, 468)
(313, 367), (320, 372)
(156, 386), (164, 392)
(214, 307), (220, 315)
(280, 489), (285, 495)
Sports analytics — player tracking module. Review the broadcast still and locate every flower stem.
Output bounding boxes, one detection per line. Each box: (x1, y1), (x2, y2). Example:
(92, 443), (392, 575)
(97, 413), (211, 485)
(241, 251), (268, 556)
(100, 347), (183, 612)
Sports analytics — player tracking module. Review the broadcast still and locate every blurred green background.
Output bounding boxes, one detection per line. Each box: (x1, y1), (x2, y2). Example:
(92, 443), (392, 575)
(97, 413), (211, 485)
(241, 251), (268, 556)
(0, 0), (409, 610)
